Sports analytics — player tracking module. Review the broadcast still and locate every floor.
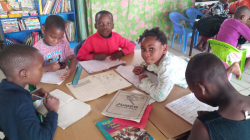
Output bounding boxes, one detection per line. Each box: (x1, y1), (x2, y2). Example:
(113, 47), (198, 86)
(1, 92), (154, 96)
(0, 37), (249, 139)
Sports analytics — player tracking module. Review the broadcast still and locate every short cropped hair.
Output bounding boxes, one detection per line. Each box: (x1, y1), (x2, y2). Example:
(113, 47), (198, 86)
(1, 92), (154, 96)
(44, 15), (65, 31)
(0, 44), (39, 77)
(234, 5), (250, 19)
(185, 53), (228, 86)
(139, 27), (168, 45)
(95, 10), (113, 23)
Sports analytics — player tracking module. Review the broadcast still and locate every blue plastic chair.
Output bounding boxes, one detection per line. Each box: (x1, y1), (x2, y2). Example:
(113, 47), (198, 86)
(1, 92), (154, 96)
(186, 8), (204, 20)
(185, 8), (205, 48)
(169, 12), (197, 53)
(74, 39), (86, 56)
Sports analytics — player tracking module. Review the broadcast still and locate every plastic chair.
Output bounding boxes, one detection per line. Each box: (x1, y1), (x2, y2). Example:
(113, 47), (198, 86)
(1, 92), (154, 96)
(186, 8), (204, 20)
(74, 39), (86, 56)
(207, 39), (247, 80)
(169, 12), (197, 53)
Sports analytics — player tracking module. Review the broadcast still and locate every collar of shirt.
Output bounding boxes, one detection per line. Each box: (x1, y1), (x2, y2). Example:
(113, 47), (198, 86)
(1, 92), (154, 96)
(0, 79), (30, 95)
(97, 31), (113, 38)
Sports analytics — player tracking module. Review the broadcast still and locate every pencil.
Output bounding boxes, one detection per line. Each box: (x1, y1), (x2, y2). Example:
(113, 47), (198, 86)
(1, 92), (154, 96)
(32, 94), (46, 100)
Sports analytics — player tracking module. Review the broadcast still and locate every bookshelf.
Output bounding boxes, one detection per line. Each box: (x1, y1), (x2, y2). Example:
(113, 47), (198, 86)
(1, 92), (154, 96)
(0, 0), (78, 48)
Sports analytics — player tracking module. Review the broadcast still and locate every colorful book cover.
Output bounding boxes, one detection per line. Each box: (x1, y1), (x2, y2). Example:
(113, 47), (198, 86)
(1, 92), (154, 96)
(96, 118), (154, 140)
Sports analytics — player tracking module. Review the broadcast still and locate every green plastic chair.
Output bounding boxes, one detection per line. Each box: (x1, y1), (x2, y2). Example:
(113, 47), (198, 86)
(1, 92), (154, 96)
(207, 39), (247, 80)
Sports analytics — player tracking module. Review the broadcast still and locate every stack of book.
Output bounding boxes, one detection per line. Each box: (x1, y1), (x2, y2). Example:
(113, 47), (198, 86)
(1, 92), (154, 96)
(6, 37), (20, 45)
(65, 20), (75, 41)
(42, 0), (72, 15)
(1, 19), (19, 33)
(23, 17), (41, 30)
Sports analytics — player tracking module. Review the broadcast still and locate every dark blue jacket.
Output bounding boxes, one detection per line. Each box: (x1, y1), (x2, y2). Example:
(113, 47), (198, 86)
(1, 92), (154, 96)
(0, 79), (58, 140)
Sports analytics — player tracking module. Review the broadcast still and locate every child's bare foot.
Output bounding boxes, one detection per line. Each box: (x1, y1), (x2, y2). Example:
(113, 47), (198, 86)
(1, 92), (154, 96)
(228, 62), (242, 79)
(195, 40), (205, 52)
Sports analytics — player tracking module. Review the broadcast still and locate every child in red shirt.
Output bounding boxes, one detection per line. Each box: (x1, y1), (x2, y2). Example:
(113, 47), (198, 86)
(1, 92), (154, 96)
(76, 10), (135, 61)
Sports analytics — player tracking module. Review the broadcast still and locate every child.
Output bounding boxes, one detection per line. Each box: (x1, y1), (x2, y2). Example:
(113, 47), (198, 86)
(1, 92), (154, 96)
(133, 27), (242, 102)
(76, 10), (135, 61)
(217, 5), (250, 70)
(0, 44), (60, 139)
(196, 0), (231, 52)
(133, 27), (188, 102)
(186, 53), (250, 140)
(34, 15), (77, 80)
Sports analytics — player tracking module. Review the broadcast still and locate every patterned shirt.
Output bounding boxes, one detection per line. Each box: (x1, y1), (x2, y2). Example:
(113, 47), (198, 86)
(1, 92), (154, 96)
(203, 2), (231, 18)
(139, 52), (188, 102)
(34, 38), (74, 68)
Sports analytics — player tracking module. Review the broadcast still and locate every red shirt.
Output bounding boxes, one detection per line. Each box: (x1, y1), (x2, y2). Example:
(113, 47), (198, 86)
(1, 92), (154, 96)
(76, 32), (135, 61)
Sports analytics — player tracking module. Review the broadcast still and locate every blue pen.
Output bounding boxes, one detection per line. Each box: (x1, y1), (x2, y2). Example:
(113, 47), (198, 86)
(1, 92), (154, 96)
(32, 94), (46, 100)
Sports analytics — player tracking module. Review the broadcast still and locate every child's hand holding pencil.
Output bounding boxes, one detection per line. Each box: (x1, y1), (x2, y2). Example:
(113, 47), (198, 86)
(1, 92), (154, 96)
(133, 66), (145, 75)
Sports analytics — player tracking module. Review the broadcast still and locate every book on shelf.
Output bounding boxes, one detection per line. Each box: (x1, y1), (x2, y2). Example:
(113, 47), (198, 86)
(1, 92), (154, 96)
(22, 31), (41, 46)
(96, 118), (155, 140)
(1, 18), (19, 33)
(41, 0), (72, 15)
(23, 17), (41, 30)
(65, 20), (75, 41)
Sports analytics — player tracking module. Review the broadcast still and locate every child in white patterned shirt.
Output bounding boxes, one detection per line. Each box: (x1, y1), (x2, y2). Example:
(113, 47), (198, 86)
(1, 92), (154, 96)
(133, 27), (242, 102)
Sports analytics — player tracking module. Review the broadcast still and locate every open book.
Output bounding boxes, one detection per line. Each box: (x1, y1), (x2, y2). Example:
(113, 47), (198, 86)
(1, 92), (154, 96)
(115, 65), (159, 88)
(66, 70), (132, 102)
(165, 93), (218, 125)
(40, 69), (66, 85)
(79, 56), (126, 73)
(33, 89), (91, 129)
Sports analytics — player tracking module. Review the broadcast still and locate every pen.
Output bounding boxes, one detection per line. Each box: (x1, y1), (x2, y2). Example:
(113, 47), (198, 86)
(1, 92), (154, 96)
(32, 94), (46, 100)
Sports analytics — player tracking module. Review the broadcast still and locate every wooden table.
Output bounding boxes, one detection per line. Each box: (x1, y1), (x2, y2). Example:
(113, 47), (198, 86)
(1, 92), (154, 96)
(37, 50), (192, 140)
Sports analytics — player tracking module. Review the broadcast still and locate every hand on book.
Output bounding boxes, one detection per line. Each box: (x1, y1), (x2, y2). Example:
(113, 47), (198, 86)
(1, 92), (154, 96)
(110, 51), (124, 60)
(31, 88), (49, 100)
(93, 53), (107, 60)
(44, 96), (60, 113)
(60, 68), (71, 80)
(44, 61), (60, 72)
(133, 66), (145, 75)
(139, 74), (148, 81)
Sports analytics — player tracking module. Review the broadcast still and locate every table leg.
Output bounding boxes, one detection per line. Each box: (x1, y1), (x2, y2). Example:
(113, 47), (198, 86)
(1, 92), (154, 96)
(189, 22), (196, 56)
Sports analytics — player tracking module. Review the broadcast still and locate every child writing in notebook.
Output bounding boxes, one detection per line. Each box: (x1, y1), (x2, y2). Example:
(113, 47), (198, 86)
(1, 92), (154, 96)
(0, 44), (60, 140)
(34, 15), (77, 80)
(217, 5), (250, 70)
(76, 10), (135, 61)
(186, 53), (250, 140)
(133, 27), (242, 102)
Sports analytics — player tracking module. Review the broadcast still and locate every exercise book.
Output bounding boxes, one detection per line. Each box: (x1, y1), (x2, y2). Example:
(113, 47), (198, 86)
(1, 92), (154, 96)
(79, 56), (126, 73)
(115, 65), (159, 88)
(102, 90), (150, 122)
(165, 93), (218, 125)
(40, 68), (66, 85)
(33, 89), (91, 129)
(66, 70), (132, 102)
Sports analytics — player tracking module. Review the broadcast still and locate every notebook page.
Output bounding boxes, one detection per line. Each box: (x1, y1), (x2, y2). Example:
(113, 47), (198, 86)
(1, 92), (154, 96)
(33, 89), (76, 116)
(40, 69), (66, 85)
(102, 56), (126, 68)
(57, 100), (91, 129)
(90, 70), (132, 94)
(115, 65), (158, 88)
(79, 60), (108, 73)
(50, 89), (74, 107)
(66, 76), (108, 102)
(165, 93), (218, 125)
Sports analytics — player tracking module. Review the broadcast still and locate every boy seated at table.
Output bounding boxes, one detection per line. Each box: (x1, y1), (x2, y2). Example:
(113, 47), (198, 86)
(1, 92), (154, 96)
(133, 27), (242, 102)
(186, 53), (250, 140)
(76, 10), (135, 61)
(34, 15), (77, 80)
(196, 0), (231, 52)
(0, 44), (60, 140)
(217, 5), (250, 70)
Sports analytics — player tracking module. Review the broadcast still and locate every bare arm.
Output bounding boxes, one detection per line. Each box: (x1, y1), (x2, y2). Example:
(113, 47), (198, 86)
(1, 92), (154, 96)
(188, 119), (210, 140)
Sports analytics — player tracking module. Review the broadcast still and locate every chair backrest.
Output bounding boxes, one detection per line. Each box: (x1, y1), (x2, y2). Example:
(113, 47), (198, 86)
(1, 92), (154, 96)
(186, 8), (204, 20)
(207, 39), (246, 65)
(169, 12), (185, 31)
(74, 39), (86, 56)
